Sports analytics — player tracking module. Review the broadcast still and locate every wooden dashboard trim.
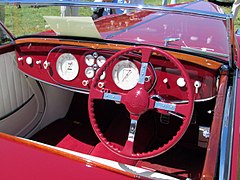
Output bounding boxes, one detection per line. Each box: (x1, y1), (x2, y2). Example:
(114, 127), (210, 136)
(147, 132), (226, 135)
(15, 38), (222, 70)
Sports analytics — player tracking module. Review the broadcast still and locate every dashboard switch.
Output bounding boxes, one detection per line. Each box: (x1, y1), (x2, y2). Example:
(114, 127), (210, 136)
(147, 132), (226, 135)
(36, 60), (42, 65)
(163, 78), (168, 84)
(98, 82), (104, 88)
(18, 57), (23, 61)
(43, 60), (50, 69)
(194, 81), (201, 94)
(82, 80), (89, 86)
(177, 77), (186, 87)
(26, 57), (33, 65)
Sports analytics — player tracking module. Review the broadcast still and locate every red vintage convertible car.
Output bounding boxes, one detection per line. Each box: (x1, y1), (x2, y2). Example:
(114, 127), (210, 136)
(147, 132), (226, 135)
(0, 0), (239, 179)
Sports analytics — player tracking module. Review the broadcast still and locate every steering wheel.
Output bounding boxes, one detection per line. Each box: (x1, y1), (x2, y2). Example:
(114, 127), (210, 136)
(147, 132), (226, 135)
(88, 46), (194, 159)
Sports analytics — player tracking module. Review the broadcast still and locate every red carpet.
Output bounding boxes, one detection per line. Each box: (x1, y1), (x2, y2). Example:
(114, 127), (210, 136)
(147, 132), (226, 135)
(90, 142), (138, 166)
(57, 134), (94, 154)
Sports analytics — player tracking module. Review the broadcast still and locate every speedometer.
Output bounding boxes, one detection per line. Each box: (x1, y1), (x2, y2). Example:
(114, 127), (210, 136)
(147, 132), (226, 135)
(56, 53), (79, 81)
(112, 60), (139, 90)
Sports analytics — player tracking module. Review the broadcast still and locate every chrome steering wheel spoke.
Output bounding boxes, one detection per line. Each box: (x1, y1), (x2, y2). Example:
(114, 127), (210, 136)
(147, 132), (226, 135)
(121, 115), (140, 156)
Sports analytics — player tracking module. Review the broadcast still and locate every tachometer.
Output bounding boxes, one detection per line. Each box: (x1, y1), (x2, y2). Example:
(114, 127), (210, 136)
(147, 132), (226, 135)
(112, 60), (139, 90)
(56, 53), (79, 81)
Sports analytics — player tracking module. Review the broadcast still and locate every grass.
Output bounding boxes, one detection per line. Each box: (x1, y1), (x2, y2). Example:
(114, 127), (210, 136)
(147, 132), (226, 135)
(1, 0), (239, 36)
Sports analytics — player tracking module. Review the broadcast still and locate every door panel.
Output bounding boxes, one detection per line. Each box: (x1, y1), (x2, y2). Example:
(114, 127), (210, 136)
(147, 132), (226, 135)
(0, 52), (33, 118)
(0, 23), (45, 136)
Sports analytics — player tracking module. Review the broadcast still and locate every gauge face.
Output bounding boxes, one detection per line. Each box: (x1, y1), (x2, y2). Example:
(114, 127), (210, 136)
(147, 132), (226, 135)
(56, 53), (79, 81)
(85, 67), (95, 79)
(112, 60), (139, 90)
(96, 56), (106, 67)
(97, 69), (106, 80)
(85, 54), (95, 66)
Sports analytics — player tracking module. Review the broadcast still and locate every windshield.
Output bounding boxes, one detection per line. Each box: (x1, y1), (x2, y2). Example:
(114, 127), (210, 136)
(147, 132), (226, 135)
(0, 1), (230, 60)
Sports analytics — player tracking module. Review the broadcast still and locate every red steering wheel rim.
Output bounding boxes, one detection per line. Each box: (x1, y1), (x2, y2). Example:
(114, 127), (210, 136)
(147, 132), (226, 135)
(88, 46), (194, 159)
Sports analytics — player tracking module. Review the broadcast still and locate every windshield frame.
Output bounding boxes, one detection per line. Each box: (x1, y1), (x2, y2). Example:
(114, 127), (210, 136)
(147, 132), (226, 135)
(0, 0), (234, 66)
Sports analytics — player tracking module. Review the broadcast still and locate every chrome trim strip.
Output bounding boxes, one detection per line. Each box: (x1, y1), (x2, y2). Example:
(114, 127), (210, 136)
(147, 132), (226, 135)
(21, 70), (217, 102)
(1, 1), (229, 20)
(154, 101), (176, 111)
(103, 92), (121, 101)
(219, 86), (231, 180)
(226, 14), (234, 68)
(127, 119), (138, 142)
(20, 71), (91, 95)
(181, 46), (228, 58)
(138, 63), (148, 84)
(219, 69), (237, 179)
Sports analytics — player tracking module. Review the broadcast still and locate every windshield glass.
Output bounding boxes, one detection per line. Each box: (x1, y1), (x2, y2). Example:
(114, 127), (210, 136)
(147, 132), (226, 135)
(0, 1), (230, 60)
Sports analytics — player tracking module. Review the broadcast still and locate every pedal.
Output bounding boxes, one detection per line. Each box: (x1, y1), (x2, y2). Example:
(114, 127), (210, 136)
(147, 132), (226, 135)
(159, 114), (170, 124)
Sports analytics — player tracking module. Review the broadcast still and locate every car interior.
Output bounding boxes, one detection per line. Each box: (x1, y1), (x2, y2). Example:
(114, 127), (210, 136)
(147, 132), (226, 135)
(0, 2), (232, 179)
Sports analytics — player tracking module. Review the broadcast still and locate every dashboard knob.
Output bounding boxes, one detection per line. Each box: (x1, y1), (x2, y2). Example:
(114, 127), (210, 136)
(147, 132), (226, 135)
(26, 57), (33, 65)
(163, 78), (168, 84)
(18, 57), (23, 61)
(194, 81), (201, 94)
(176, 77), (186, 87)
(82, 80), (89, 86)
(43, 60), (50, 69)
(98, 82), (104, 88)
(36, 60), (42, 65)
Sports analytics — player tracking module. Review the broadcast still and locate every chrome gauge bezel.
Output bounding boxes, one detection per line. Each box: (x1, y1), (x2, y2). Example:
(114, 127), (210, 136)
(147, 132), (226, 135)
(85, 67), (95, 79)
(85, 54), (95, 66)
(56, 53), (79, 81)
(96, 69), (106, 80)
(96, 56), (106, 67)
(112, 60), (139, 90)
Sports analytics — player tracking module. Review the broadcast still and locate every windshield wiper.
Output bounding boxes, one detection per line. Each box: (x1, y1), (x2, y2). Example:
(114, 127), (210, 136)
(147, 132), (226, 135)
(181, 46), (228, 58)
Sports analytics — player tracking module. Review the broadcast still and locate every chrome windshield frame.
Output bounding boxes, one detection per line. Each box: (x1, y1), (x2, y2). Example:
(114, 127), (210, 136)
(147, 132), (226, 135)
(0, 0), (230, 19)
(0, 0), (234, 66)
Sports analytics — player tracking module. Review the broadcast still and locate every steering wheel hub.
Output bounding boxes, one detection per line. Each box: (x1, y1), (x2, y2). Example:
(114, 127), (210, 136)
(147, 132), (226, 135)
(125, 85), (149, 115)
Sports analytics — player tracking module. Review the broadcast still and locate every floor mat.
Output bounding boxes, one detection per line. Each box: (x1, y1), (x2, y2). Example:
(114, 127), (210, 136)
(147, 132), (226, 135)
(57, 134), (94, 154)
(90, 142), (138, 166)
(136, 145), (205, 179)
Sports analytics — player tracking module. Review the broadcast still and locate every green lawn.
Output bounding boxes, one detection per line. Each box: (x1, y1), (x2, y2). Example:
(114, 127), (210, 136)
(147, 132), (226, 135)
(2, 0), (238, 37)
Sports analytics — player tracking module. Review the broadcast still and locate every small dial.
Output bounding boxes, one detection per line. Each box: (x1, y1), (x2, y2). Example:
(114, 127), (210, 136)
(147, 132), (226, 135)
(97, 69), (106, 80)
(96, 56), (106, 67)
(85, 54), (95, 66)
(56, 53), (79, 81)
(85, 67), (95, 79)
(112, 60), (139, 90)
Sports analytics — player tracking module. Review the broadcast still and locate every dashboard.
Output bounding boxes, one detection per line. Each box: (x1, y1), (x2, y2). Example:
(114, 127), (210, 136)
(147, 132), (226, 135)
(15, 40), (219, 101)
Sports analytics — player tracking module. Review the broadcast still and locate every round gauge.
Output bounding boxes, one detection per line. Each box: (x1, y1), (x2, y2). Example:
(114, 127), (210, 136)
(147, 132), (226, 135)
(85, 54), (95, 66)
(112, 60), (139, 90)
(56, 53), (79, 81)
(96, 56), (106, 67)
(97, 69), (106, 80)
(85, 67), (95, 79)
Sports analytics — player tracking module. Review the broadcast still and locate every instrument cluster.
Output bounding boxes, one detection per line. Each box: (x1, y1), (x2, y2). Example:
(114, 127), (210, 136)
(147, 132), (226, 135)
(51, 48), (152, 92)
(16, 44), (218, 101)
(84, 52), (106, 80)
